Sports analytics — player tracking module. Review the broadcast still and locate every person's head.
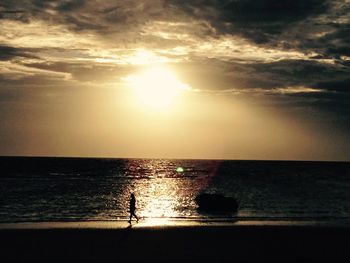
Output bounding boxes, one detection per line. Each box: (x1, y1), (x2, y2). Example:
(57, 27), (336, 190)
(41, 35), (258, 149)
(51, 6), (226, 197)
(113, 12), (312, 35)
(131, 193), (135, 198)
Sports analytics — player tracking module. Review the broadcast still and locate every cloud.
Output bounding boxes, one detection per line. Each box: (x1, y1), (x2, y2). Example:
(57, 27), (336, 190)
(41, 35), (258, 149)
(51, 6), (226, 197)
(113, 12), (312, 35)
(248, 59), (350, 89)
(1, 1), (349, 98)
(1, 0), (347, 59)
(22, 60), (134, 83)
(0, 0), (166, 33)
(166, 0), (330, 42)
(56, 0), (86, 12)
(313, 78), (350, 93)
(0, 45), (38, 61)
(164, 0), (350, 69)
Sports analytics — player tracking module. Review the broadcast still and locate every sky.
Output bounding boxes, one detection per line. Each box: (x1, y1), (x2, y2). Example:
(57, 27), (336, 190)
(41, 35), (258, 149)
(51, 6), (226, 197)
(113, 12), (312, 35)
(0, 0), (350, 160)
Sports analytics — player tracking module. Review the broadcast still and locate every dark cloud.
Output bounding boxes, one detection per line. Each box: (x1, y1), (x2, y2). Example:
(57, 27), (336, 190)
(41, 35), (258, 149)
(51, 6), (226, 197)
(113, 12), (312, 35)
(22, 61), (133, 83)
(57, 0), (86, 12)
(166, 0), (329, 42)
(0, 10), (24, 14)
(168, 0), (328, 23)
(63, 15), (106, 31)
(0, 10), (27, 21)
(319, 27), (350, 58)
(165, 0), (350, 68)
(0, 0), (165, 34)
(0, 45), (38, 60)
(313, 79), (350, 93)
(248, 59), (350, 89)
(0, 0), (332, 38)
(0, 1), (31, 21)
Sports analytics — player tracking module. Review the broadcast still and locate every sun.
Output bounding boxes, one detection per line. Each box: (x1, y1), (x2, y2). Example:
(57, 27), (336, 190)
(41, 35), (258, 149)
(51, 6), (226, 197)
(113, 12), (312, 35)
(124, 67), (190, 109)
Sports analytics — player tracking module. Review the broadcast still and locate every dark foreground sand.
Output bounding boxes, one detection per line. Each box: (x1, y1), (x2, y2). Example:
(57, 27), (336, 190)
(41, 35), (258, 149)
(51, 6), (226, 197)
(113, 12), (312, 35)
(1, 221), (350, 262)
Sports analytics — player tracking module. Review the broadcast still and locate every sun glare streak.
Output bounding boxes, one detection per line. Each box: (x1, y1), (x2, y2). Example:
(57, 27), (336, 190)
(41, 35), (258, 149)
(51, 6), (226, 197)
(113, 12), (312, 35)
(124, 67), (191, 109)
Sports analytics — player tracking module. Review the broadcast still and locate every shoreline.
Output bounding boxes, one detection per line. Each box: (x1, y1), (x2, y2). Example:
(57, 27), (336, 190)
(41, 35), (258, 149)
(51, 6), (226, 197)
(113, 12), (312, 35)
(1, 220), (350, 262)
(1, 218), (350, 229)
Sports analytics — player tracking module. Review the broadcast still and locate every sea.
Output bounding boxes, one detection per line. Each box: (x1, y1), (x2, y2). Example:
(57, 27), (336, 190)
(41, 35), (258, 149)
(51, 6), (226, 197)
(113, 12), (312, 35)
(1, 157), (350, 223)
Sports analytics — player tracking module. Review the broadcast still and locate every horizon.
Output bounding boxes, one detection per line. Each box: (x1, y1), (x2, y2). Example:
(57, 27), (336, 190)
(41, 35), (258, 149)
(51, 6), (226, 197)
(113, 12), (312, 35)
(1, 1), (350, 161)
(1, 154), (350, 163)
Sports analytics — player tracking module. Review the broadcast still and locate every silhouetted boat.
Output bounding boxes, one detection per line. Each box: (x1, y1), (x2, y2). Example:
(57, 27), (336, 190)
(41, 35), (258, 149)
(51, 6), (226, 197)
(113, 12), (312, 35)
(195, 193), (239, 213)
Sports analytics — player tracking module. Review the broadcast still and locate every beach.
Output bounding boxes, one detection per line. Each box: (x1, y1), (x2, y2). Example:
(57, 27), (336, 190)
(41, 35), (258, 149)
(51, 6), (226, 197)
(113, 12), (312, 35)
(1, 221), (350, 262)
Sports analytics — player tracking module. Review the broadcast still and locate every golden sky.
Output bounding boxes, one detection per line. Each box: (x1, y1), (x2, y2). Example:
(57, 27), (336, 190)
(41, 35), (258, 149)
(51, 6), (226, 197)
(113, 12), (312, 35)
(1, 1), (350, 160)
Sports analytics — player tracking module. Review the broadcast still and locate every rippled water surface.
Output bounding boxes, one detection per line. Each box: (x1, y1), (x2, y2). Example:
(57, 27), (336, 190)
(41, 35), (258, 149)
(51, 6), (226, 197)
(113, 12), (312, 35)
(1, 157), (350, 222)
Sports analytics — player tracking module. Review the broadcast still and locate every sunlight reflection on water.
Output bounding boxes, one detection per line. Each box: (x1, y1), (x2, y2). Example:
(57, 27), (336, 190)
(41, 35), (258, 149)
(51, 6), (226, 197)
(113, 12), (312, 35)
(119, 159), (214, 220)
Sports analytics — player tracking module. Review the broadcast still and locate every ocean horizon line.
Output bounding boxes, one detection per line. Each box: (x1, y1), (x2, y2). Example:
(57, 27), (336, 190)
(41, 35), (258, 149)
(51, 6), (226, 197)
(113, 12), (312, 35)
(1, 155), (350, 163)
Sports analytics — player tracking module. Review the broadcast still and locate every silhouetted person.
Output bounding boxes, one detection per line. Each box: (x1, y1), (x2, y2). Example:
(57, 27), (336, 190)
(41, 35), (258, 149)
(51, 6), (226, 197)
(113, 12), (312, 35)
(128, 193), (139, 223)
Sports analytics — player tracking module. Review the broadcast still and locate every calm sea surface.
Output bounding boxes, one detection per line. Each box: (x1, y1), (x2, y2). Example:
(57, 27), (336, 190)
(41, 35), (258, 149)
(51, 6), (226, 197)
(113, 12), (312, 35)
(1, 157), (350, 223)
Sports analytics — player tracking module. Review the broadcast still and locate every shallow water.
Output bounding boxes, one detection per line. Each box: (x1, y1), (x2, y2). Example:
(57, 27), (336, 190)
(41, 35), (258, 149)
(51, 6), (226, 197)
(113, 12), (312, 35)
(1, 157), (350, 223)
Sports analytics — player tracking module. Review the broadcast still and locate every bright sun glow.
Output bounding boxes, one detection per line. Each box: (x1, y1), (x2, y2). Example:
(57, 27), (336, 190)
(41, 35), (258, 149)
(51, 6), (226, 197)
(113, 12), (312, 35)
(124, 67), (190, 109)
(125, 50), (170, 65)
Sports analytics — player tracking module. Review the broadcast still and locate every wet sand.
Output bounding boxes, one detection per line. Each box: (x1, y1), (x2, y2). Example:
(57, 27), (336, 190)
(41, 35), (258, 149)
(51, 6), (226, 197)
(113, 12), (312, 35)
(1, 221), (350, 262)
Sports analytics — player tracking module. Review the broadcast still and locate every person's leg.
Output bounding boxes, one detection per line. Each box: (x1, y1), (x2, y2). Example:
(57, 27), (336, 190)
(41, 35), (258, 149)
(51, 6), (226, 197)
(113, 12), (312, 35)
(132, 211), (139, 222)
